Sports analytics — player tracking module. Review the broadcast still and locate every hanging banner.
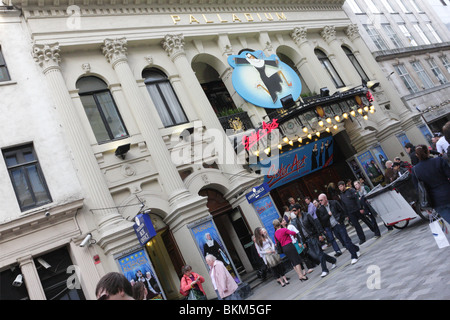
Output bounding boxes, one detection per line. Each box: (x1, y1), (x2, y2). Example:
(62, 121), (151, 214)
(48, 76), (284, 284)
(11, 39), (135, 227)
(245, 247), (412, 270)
(246, 182), (271, 204)
(262, 136), (334, 189)
(116, 248), (165, 300)
(133, 213), (157, 246)
(252, 195), (281, 247)
(227, 50), (302, 109)
(188, 217), (240, 284)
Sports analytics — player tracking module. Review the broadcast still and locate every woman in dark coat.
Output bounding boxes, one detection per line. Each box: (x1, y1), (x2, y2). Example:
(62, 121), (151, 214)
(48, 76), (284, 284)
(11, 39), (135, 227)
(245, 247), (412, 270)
(413, 145), (450, 224)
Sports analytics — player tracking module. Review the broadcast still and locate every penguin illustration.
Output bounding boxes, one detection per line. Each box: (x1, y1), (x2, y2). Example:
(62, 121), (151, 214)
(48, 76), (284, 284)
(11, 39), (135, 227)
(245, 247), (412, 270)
(235, 52), (292, 103)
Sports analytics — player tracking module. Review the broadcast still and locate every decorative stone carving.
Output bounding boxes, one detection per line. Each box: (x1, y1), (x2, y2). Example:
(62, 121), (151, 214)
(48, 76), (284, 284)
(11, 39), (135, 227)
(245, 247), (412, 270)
(144, 55), (153, 66)
(32, 43), (61, 71)
(290, 27), (308, 46)
(321, 25), (336, 43)
(346, 24), (360, 41)
(161, 34), (185, 61)
(102, 38), (128, 65)
(82, 63), (91, 73)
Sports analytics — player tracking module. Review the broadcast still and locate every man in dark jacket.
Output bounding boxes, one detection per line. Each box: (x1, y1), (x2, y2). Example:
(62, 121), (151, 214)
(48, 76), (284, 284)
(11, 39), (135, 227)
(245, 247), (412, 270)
(317, 194), (360, 265)
(405, 143), (419, 166)
(338, 181), (374, 245)
(291, 204), (337, 278)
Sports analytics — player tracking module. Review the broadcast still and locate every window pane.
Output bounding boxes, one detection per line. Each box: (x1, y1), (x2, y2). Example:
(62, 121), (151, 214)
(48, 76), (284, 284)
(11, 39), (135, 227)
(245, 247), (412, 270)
(11, 168), (34, 209)
(146, 84), (174, 127)
(0, 66), (10, 82)
(96, 92), (128, 139)
(5, 155), (18, 167)
(158, 82), (188, 125)
(26, 165), (50, 206)
(80, 95), (110, 142)
(411, 61), (434, 89)
(321, 59), (345, 88)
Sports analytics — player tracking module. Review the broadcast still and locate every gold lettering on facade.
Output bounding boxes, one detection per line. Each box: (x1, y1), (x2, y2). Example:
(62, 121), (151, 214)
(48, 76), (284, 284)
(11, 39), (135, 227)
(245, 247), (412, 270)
(244, 13), (254, 22)
(171, 13), (287, 25)
(189, 15), (200, 24)
(232, 14), (241, 22)
(202, 14), (214, 23)
(171, 15), (181, 24)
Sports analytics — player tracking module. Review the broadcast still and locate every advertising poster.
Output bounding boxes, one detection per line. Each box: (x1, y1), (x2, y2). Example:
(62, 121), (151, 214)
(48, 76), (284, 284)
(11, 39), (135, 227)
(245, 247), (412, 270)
(189, 218), (240, 284)
(418, 124), (433, 146)
(262, 136), (333, 189)
(252, 195), (282, 250)
(370, 145), (388, 170)
(357, 151), (384, 187)
(116, 249), (165, 300)
(396, 133), (411, 150)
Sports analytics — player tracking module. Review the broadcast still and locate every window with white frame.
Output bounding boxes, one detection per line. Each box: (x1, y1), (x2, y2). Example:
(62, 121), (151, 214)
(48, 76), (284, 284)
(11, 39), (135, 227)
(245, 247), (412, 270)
(347, 0), (363, 13)
(410, 0), (422, 12)
(394, 64), (420, 94)
(398, 24), (418, 46)
(342, 46), (370, 81)
(411, 61), (434, 89)
(394, 0), (410, 13)
(426, 23), (443, 43)
(0, 46), (11, 82)
(366, 0), (380, 13)
(382, 24), (403, 48)
(427, 58), (448, 85)
(440, 55), (450, 73)
(380, 0), (396, 13)
(364, 24), (389, 50)
(2, 144), (52, 211)
(413, 24), (431, 45)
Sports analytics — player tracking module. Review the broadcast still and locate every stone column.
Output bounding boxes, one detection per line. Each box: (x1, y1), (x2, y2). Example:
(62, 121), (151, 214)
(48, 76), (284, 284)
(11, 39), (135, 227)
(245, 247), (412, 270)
(18, 255), (46, 300)
(290, 27), (334, 93)
(161, 34), (248, 185)
(102, 38), (192, 207)
(32, 43), (126, 230)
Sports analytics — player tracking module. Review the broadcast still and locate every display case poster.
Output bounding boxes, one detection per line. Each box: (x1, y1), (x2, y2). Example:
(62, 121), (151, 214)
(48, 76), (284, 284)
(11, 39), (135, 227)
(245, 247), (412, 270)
(371, 145), (388, 170)
(189, 218), (240, 284)
(116, 249), (165, 300)
(356, 151), (384, 187)
(396, 133), (411, 150)
(418, 124), (433, 146)
(347, 158), (364, 180)
(252, 195), (282, 255)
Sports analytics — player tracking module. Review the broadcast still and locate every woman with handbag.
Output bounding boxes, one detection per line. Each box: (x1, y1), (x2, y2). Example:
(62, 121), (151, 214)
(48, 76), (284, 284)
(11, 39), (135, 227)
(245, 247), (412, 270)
(273, 219), (308, 282)
(179, 265), (207, 300)
(413, 145), (450, 224)
(254, 227), (289, 287)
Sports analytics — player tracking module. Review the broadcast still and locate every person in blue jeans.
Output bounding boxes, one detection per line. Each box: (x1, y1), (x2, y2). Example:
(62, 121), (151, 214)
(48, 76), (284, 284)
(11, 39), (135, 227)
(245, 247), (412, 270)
(317, 193), (360, 265)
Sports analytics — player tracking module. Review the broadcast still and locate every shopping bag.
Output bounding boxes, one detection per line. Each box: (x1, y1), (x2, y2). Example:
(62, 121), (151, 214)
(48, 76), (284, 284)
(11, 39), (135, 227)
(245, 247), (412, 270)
(429, 218), (450, 249)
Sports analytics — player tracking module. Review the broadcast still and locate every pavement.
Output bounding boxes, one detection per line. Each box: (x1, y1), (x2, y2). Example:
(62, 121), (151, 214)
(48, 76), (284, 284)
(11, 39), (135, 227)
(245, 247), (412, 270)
(245, 215), (450, 300)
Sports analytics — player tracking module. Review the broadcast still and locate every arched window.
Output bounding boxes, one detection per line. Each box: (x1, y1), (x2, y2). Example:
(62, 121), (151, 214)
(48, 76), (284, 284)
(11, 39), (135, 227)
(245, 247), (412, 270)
(142, 68), (188, 127)
(314, 49), (345, 88)
(342, 46), (369, 82)
(76, 76), (128, 143)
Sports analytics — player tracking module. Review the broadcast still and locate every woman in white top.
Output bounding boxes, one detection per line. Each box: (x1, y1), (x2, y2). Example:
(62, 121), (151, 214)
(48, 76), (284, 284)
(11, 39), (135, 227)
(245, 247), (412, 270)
(254, 227), (289, 287)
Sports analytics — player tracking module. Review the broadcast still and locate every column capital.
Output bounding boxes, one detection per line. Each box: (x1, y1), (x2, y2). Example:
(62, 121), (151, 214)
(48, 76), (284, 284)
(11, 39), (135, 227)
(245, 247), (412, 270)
(102, 37), (128, 66)
(346, 24), (361, 41)
(290, 26), (308, 46)
(162, 34), (185, 61)
(321, 25), (336, 44)
(32, 42), (61, 72)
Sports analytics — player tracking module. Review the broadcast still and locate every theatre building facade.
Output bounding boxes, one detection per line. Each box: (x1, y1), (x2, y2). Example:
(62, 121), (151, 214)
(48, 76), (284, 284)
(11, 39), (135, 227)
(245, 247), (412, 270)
(0, 0), (434, 299)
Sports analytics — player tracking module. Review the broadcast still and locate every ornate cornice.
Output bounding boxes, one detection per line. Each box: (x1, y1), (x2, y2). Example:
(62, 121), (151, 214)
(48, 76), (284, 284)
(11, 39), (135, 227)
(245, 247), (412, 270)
(290, 26), (308, 46)
(161, 34), (185, 61)
(321, 25), (336, 43)
(32, 42), (61, 72)
(102, 37), (128, 66)
(345, 24), (360, 41)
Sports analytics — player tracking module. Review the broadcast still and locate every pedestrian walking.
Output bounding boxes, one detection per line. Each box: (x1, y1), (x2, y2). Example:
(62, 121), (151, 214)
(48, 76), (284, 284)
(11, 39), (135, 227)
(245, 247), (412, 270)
(317, 193), (360, 265)
(95, 272), (135, 300)
(205, 254), (240, 300)
(273, 218), (308, 282)
(338, 180), (372, 245)
(354, 180), (381, 238)
(290, 206), (336, 278)
(180, 265), (207, 300)
(254, 227), (289, 287)
(413, 144), (450, 224)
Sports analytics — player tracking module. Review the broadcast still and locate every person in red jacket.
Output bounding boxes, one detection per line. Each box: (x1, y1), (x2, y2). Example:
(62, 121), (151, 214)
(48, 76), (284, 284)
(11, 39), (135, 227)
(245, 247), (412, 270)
(179, 265), (207, 300)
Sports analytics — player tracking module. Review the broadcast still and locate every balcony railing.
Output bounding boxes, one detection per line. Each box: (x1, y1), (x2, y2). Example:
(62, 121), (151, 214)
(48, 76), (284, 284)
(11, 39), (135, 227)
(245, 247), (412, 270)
(218, 111), (254, 134)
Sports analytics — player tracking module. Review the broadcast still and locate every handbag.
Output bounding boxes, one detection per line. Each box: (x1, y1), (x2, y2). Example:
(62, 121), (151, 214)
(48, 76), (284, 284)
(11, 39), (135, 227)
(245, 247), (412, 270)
(265, 252), (281, 268)
(293, 241), (304, 254)
(275, 237), (283, 254)
(429, 216), (450, 249)
(413, 168), (433, 210)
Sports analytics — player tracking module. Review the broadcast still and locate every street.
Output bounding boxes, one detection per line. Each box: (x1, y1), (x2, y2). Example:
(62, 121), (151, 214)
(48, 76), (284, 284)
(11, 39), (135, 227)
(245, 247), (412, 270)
(246, 215), (450, 300)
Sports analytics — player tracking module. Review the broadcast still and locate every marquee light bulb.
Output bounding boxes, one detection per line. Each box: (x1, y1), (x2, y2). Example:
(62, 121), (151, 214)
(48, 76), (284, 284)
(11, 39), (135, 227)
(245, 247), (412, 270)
(357, 108), (363, 114)
(350, 110), (356, 117)
(343, 113), (348, 119)
(298, 137), (302, 143)
(318, 120), (324, 127)
(326, 117), (332, 124)
(333, 124), (338, 130)
(302, 126), (308, 133)
(325, 127), (330, 133)
(334, 115), (340, 122)
(283, 136), (289, 143)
